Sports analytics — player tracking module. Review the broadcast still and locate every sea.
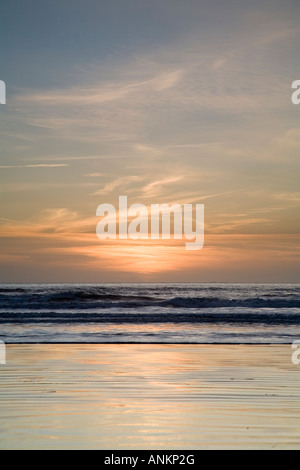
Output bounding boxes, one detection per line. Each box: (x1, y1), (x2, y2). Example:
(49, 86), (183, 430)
(0, 283), (299, 344)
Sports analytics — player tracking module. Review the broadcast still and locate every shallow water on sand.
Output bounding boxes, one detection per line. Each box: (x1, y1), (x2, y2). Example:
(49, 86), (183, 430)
(0, 344), (300, 449)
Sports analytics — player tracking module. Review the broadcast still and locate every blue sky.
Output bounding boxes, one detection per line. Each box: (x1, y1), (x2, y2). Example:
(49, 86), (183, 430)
(2, 0), (299, 86)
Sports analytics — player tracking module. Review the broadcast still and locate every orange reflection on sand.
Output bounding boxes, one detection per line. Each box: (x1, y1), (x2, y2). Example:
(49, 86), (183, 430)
(3, 345), (300, 450)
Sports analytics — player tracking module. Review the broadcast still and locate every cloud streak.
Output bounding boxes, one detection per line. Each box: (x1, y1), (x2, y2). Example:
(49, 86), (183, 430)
(0, 164), (68, 169)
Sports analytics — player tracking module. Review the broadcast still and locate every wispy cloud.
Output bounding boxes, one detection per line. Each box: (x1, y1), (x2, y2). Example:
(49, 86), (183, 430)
(85, 172), (107, 177)
(92, 175), (145, 196)
(0, 164), (68, 169)
(0, 182), (97, 193)
(11, 22), (295, 146)
(142, 176), (183, 197)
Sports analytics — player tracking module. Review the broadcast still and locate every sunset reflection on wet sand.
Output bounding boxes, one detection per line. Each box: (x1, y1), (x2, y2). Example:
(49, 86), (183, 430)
(1, 344), (300, 449)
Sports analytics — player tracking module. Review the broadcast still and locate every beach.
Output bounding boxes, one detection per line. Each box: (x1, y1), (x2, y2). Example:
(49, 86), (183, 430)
(1, 0), (300, 454)
(0, 344), (299, 450)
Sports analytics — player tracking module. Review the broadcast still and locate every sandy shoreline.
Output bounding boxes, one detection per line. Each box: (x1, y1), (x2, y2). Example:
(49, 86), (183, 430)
(0, 344), (299, 449)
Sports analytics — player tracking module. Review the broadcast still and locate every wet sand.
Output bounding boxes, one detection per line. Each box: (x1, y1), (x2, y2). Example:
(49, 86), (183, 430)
(0, 344), (299, 449)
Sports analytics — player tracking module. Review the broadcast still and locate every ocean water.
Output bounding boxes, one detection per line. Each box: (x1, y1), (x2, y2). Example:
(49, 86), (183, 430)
(0, 283), (299, 343)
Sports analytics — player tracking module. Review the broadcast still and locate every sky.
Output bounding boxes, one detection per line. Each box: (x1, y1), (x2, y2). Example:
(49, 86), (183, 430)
(0, 0), (300, 282)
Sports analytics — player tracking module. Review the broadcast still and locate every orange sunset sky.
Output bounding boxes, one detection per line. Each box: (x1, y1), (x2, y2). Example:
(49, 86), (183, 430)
(0, 0), (300, 283)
